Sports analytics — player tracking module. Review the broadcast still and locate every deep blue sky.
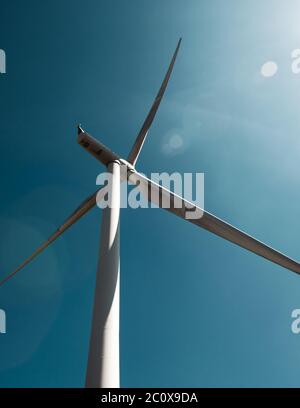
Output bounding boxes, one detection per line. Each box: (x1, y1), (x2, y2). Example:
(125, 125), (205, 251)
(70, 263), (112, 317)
(1, 0), (300, 387)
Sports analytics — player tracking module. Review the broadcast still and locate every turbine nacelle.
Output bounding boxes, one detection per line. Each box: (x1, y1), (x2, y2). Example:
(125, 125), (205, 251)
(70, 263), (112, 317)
(77, 125), (120, 167)
(2, 39), (300, 296)
(77, 126), (136, 180)
(2, 38), (300, 389)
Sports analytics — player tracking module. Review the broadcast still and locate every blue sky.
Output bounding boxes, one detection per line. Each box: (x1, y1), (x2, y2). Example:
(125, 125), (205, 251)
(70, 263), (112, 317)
(1, 0), (300, 387)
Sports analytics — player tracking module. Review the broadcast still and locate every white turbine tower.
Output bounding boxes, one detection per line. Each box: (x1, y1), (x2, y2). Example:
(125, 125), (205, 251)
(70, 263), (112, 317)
(1, 38), (300, 388)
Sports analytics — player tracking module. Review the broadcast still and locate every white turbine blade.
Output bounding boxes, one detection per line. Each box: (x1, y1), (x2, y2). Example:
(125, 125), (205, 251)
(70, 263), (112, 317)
(129, 171), (300, 275)
(127, 38), (182, 166)
(0, 186), (108, 287)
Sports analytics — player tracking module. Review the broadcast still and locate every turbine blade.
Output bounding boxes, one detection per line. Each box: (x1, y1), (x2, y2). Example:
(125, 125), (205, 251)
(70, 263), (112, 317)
(129, 171), (300, 275)
(0, 186), (108, 287)
(127, 38), (182, 166)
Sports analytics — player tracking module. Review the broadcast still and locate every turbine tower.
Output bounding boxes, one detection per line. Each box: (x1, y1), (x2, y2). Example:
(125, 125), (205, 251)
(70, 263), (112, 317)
(1, 39), (300, 388)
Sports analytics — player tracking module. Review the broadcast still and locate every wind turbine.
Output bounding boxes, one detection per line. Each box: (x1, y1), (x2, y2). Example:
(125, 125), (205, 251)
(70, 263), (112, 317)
(1, 38), (300, 388)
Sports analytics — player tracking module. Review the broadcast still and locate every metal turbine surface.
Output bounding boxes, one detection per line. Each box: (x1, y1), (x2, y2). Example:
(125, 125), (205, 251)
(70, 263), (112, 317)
(1, 39), (299, 387)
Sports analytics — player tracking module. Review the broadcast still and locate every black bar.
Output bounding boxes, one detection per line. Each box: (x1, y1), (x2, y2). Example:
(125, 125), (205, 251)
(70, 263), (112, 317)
(0, 388), (298, 404)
